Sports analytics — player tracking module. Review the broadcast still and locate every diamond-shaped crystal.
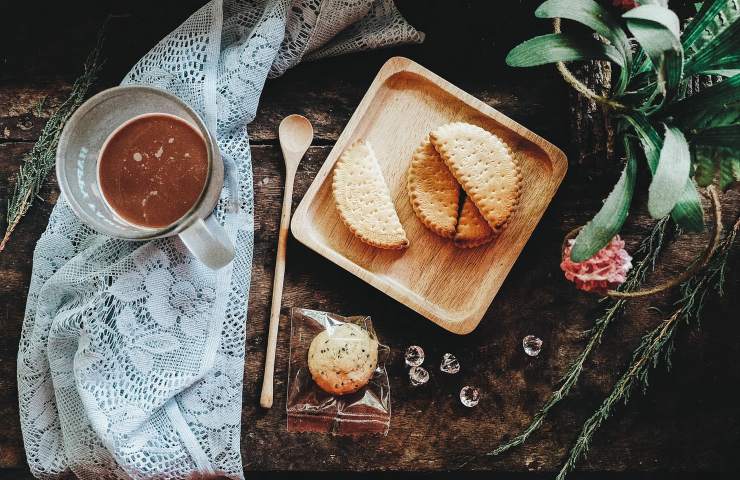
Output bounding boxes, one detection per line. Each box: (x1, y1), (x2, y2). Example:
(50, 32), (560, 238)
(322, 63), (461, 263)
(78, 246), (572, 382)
(409, 366), (430, 386)
(522, 335), (543, 357)
(404, 345), (425, 367)
(439, 353), (460, 374)
(459, 385), (480, 407)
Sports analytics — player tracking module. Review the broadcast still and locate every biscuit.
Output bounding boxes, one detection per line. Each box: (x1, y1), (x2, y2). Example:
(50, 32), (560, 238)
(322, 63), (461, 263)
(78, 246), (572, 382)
(407, 137), (461, 238)
(430, 123), (521, 230)
(333, 140), (409, 249)
(454, 196), (500, 248)
(308, 323), (379, 396)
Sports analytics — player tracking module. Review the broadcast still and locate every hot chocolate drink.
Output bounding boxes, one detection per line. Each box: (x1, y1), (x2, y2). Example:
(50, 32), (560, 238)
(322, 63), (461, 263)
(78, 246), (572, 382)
(98, 113), (208, 229)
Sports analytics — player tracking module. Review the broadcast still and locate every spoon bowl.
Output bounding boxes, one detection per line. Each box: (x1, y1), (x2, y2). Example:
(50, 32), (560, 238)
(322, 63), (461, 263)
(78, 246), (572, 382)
(279, 114), (314, 170)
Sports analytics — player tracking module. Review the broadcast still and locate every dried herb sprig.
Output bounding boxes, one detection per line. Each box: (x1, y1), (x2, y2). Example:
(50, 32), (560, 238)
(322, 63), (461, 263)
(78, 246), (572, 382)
(556, 212), (738, 480)
(1, 29), (104, 253)
(483, 217), (670, 460)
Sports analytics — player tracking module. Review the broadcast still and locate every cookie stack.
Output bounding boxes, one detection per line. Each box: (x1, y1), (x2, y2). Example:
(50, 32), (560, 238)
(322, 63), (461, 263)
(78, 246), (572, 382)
(331, 123), (521, 250)
(408, 122), (521, 247)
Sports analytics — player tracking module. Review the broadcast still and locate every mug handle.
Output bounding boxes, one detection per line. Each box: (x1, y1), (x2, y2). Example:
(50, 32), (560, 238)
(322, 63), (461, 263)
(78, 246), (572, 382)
(179, 216), (235, 270)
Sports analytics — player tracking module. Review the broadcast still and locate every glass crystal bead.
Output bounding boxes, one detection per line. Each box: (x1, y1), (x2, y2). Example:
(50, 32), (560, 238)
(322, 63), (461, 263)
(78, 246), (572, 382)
(459, 385), (480, 407)
(409, 366), (430, 386)
(404, 345), (425, 367)
(439, 353), (460, 374)
(522, 335), (543, 357)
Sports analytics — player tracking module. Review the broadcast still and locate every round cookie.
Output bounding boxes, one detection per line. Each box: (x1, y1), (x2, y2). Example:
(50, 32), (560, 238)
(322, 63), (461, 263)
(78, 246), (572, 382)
(308, 323), (378, 395)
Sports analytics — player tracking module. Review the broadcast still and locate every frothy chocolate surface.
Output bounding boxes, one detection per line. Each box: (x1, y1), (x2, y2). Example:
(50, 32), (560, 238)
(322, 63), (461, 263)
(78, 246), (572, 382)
(98, 114), (208, 228)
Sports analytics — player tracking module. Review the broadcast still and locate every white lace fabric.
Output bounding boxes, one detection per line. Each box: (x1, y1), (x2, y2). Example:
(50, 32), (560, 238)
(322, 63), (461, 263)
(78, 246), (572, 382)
(17, 2), (422, 478)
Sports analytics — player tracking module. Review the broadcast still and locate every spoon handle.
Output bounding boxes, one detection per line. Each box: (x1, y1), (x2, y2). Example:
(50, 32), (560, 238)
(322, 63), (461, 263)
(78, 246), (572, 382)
(260, 168), (296, 409)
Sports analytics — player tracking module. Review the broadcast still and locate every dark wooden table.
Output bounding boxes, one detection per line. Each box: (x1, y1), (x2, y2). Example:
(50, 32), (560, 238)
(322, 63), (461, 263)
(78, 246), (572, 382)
(1, 1), (739, 479)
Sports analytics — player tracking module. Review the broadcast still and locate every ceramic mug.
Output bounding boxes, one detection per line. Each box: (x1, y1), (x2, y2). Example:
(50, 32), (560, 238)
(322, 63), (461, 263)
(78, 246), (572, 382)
(56, 85), (234, 270)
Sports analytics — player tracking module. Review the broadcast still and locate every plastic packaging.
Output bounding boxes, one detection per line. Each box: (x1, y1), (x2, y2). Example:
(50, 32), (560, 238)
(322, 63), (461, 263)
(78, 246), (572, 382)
(287, 308), (391, 435)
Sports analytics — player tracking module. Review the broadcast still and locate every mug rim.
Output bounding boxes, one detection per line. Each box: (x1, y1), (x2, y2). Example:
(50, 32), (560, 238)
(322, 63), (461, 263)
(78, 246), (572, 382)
(56, 85), (218, 240)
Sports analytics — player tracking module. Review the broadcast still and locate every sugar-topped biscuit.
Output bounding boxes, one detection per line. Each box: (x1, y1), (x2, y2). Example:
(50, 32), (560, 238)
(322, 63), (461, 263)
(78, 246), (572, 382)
(308, 323), (379, 396)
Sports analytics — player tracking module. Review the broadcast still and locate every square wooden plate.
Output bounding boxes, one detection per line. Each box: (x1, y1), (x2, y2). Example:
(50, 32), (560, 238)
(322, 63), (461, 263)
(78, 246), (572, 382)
(291, 57), (567, 334)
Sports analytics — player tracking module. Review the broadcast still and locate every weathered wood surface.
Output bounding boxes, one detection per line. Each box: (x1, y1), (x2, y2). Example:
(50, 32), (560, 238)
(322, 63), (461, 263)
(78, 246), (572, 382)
(1, 1), (739, 478)
(568, 60), (615, 168)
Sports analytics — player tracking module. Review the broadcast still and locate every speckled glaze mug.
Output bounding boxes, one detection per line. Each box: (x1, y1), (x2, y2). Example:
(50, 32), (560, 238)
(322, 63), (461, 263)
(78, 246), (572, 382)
(56, 85), (234, 270)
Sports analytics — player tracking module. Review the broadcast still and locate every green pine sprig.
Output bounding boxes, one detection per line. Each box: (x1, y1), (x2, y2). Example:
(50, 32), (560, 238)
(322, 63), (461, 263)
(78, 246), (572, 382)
(556, 213), (738, 480)
(1, 28), (104, 253)
(481, 217), (670, 459)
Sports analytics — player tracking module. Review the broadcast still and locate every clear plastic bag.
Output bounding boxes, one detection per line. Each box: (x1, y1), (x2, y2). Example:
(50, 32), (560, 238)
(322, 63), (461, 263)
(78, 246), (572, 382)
(287, 308), (391, 435)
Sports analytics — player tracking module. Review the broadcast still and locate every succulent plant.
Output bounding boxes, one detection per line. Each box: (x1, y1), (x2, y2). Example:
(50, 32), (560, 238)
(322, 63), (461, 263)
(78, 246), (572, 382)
(507, 0), (740, 261)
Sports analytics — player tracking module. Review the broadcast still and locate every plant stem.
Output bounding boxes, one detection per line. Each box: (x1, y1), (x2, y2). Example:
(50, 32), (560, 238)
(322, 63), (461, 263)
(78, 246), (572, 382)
(556, 214), (739, 480)
(486, 217), (670, 458)
(1, 26), (104, 253)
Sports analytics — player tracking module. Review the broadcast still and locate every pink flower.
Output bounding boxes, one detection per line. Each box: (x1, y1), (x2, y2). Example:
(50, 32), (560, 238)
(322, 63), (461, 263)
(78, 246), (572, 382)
(561, 235), (633, 293)
(613, 0), (637, 11)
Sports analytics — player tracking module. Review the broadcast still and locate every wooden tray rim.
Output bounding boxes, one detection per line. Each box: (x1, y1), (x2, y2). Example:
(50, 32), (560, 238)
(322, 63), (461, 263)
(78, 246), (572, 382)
(291, 56), (568, 334)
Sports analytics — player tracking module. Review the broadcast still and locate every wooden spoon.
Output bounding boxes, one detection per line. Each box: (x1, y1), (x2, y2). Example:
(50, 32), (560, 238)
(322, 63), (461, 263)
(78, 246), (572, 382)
(260, 114), (313, 409)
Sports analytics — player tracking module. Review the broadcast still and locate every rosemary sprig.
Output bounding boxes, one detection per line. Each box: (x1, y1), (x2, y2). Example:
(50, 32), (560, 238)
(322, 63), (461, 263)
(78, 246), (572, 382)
(1, 29), (104, 253)
(486, 217), (670, 458)
(556, 214), (739, 480)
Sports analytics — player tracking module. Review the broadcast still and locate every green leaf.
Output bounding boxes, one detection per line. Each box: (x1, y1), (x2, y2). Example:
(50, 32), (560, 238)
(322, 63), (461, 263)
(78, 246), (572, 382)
(623, 70), (658, 104)
(720, 157), (735, 189)
(535, 0), (628, 49)
(622, 80), (659, 105)
(623, 113), (661, 171)
(693, 146), (718, 186)
(571, 139), (637, 262)
(671, 180), (705, 232)
(648, 126), (692, 218)
(624, 5), (680, 36)
(666, 73), (740, 131)
(703, 54), (740, 73)
(624, 5), (683, 96)
(535, 0), (632, 65)
(630, 48), (650, 77)
(691, 124), (740, 148)
(703, 69), (740, 77)
(535, 0), (631, 93)
(506, 33), (624, 68)
(683, 0), (740, 63)
(685, 13), (740, 75)
(693, 145), (740, 190)
(682, 0), (733, 51)
(623, 113), (705, 231)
